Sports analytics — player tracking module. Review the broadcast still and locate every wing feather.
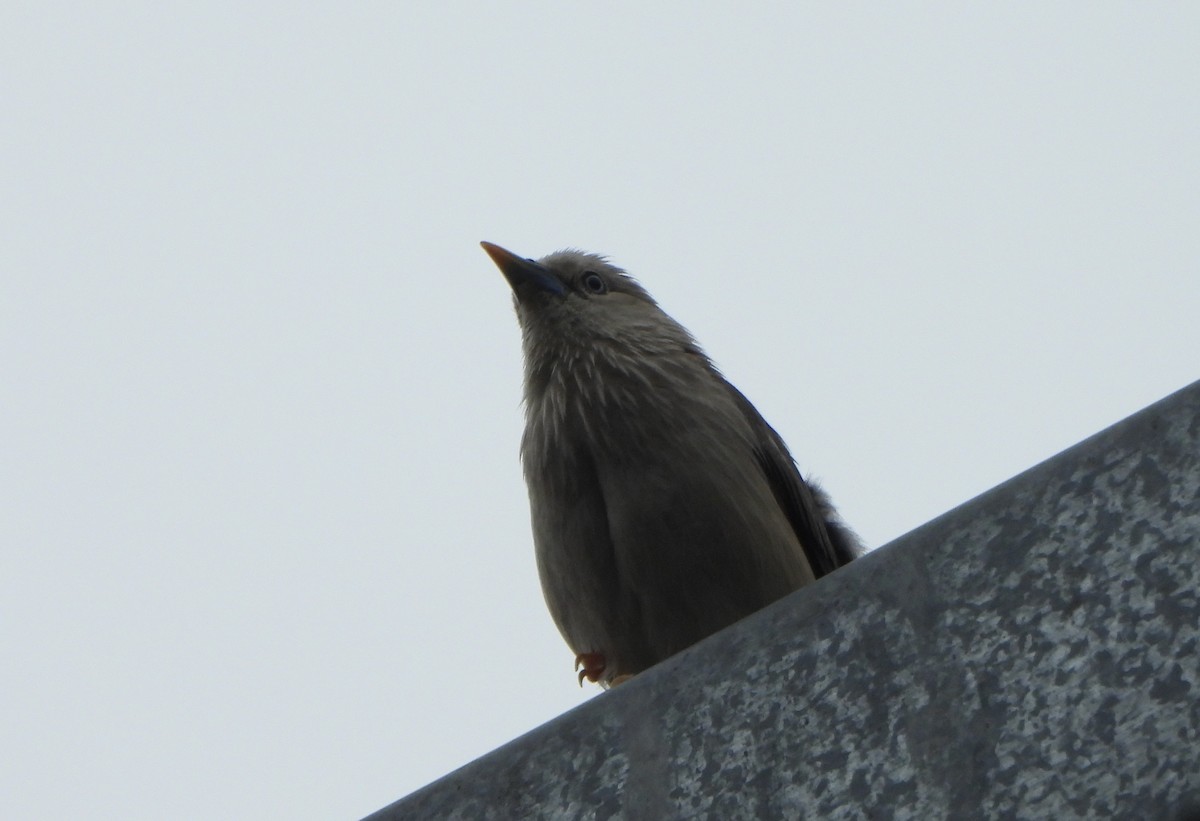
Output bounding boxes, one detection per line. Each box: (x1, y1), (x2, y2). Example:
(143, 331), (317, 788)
(721, 381), (860, 577)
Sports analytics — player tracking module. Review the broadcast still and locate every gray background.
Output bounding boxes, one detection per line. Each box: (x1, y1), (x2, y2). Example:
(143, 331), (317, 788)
(3, 5), (1197, 819)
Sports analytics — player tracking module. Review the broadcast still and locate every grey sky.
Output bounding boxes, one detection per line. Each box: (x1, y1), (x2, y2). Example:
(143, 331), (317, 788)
(3, 4), (1197, 818)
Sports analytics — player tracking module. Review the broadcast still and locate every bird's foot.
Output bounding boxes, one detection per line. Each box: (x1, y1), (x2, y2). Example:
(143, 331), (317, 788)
(574, 652), (606, 686)
(608, 674), (634, 687)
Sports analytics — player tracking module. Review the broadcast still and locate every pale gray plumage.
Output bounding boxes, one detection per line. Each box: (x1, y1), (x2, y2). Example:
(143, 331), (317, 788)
(481, 241), (860, 687)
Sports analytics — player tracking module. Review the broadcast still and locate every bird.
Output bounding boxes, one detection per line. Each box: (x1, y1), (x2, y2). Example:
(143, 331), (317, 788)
(481, 241), (861, 688)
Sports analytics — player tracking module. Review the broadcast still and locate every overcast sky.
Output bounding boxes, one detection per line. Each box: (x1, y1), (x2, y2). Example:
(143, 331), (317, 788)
(3, 4), (1198, 819)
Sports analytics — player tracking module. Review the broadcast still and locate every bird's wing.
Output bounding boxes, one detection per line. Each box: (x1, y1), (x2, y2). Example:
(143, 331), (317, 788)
(721, 381), (858, 577)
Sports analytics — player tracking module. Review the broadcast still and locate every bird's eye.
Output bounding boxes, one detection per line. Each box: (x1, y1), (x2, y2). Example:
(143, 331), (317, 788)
(582, 272), (607, 294)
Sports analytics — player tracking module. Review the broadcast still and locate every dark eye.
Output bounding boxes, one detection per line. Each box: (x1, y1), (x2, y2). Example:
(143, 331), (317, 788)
(582, 272), (607, 294)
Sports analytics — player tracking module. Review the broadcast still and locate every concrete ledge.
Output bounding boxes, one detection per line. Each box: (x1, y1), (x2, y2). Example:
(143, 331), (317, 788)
(369, 381), (1200, 820)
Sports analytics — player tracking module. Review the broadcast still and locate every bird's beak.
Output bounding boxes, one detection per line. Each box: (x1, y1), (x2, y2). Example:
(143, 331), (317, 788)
(480, 241), (566, 298)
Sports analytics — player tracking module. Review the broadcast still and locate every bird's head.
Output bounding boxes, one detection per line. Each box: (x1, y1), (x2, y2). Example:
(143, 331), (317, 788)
(480, 240), (714, 438)
(481, 241), (723, 452)
(480, 241), (697, 361)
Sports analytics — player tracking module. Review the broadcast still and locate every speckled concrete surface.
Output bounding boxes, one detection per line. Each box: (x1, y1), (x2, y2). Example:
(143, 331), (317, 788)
(369, 381), (1200, 821)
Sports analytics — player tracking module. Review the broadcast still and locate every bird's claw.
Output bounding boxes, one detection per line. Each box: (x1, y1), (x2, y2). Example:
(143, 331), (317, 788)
(574, 652), (606, 686)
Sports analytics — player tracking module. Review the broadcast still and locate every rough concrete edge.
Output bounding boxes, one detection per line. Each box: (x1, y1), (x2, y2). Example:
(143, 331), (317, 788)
(367, 379), (1200, 820)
